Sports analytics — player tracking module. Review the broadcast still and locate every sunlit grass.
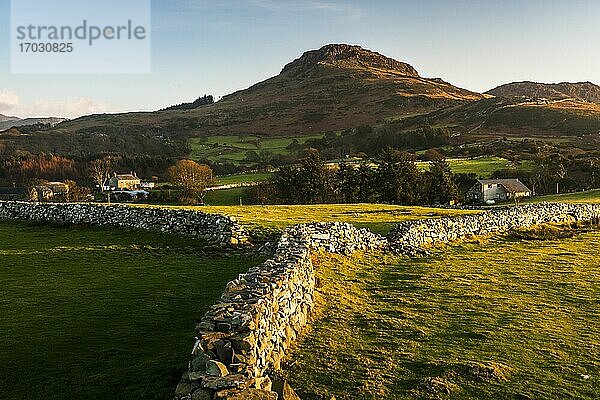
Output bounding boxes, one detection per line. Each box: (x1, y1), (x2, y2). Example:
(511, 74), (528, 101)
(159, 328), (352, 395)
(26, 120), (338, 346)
(525, 189), (600, 204)
(418, 156), (535, 178)
(287, 232), (600, 399)
(130, 203), (478, 235)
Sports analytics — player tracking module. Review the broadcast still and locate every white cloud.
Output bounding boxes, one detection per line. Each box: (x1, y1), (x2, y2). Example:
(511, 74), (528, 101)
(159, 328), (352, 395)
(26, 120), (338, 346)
(0, 91), (20, 115)
(0, 90), (113, 119)
(17, 98), (113, 119)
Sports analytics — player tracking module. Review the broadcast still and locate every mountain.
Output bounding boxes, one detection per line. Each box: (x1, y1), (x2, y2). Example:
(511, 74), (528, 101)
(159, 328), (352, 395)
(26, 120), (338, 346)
(487, 81), (600, 104)
(0, 117), (67, 131)
(390, 81), (600, 140)
(55, 44), (484, 137)
(8, 44), (600, 160)
(0, 114), (20, 123)
(398, 96), (600, 139)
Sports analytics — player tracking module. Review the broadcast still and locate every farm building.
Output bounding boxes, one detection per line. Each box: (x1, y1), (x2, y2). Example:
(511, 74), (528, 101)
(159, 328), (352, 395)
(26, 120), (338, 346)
(108, 172), (141, 190)
(46, 182), (69, 196)
(466, 179), (532, 204)
(32, 182), (70, 201)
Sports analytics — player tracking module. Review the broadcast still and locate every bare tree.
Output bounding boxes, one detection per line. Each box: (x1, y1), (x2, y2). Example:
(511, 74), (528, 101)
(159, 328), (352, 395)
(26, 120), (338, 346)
(89, 158), (112, 192)
(555, 163), (567, 194)
(167, 160), (214, 205)
(64, 180), (91, 202)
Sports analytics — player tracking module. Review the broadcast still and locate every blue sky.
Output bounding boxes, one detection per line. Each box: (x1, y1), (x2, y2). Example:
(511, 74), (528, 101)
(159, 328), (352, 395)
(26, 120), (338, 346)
(1, 0), (599, 118)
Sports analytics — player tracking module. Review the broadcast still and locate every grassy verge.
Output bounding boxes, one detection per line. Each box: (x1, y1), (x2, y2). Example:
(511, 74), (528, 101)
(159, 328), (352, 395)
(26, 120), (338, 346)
(286, 232), (600, 399)
(0, 223), (264, 400)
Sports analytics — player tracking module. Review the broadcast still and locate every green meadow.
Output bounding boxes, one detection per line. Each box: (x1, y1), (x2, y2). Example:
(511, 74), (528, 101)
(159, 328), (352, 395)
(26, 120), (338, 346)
(287, 231), (600, 399)
(0, 223), (263, 400)
(189, 134), (323, 167)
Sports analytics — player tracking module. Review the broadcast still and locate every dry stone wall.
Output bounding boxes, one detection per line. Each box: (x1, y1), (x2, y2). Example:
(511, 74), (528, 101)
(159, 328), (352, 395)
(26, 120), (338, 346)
(388, 203), (600, 252)
(175, 203), (600, 399)
(4, 200), (597, 399)
(174, 222), (386, 400)
(0, 201), (248, 247)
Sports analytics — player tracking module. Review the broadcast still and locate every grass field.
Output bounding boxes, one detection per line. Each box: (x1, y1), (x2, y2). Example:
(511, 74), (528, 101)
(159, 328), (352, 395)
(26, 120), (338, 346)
(418, 156), (536, 178)
(215, 172), (272, 185)
(286, 232), (600, 399)
(189, 134), (322, 166)
(0, 223), (263, 400)
(204, 187), (249, 206)
(135, 204), (478, 235)
(525, 189), (600, 204)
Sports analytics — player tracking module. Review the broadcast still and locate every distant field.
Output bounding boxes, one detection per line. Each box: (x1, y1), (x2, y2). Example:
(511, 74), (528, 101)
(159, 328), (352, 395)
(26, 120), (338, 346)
(0, 223), (263, 400)
(204, 187), (249, 206)
(195, 204), (477, 235)
(418, 156), (536, 178)
(203, 156), (534, 207)
(288, 232), (600, 399)
(189, 134), (322, 166)
(525, 189), (600, 204)
(130, 203), (477, 235)
(215, 172), (271, 185)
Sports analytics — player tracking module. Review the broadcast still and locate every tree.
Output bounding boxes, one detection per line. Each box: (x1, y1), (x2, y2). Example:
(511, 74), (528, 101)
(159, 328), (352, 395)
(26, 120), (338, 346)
(375, 148), (421, 204)
(555, 163), (567, 194)
(64, 180), (91, 202)
(89, 158), (112, 192)
(26, 178), (48, 202)
(167, 160), (214, 205)
(426, 159), (458, 204)
(271, 152), (326, 204)
(296, 152), (326, 204)
(271, 165), (300, 204)
(335, 163), (376, 203)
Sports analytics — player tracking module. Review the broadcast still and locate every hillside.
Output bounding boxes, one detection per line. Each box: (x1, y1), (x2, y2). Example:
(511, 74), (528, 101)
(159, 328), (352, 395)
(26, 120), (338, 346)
(6, 45), (600, 162)
(487, 81), (600, 103)
(398, 96), (600, 140)
(0, 116), (67, 131)
(0, 114), (20, 123)
(55, 44), (484, 137)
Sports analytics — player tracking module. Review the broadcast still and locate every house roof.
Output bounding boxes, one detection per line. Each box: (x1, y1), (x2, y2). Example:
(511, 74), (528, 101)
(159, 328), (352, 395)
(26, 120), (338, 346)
(478, 179), (531, 193)
(114, 174), (139, 181)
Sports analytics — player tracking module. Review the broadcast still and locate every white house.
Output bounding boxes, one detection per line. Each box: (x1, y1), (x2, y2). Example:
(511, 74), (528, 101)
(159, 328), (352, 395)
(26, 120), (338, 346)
(466, 179), (532, 204)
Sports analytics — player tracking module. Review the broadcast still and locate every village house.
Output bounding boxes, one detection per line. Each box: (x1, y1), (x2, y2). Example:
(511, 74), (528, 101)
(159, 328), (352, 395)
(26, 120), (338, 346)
(108, 172), (141, 190)
(466, 178), (532, 204)
(32, 182), (70, 201)
(46, 182), (69, 196)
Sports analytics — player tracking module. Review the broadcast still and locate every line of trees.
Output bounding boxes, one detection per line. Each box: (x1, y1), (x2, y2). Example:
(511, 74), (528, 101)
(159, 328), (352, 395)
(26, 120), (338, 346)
(261, 149), (457, 205)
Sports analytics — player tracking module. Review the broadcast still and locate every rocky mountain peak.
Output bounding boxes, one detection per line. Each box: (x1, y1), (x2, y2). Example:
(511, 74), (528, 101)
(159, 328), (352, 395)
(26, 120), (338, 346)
(281, 44), (420, 77)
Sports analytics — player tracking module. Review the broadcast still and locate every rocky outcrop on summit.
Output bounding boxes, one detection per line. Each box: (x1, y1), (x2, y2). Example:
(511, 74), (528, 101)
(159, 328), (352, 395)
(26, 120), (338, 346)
(281, 43), (420, 77)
